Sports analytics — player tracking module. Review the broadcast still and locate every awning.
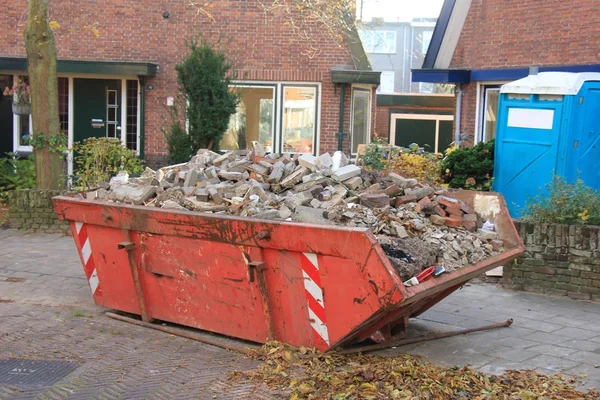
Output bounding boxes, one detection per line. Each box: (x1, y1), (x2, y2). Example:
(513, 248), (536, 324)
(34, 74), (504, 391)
(0, 57), (158, 76)
(330, 69), (381, 85)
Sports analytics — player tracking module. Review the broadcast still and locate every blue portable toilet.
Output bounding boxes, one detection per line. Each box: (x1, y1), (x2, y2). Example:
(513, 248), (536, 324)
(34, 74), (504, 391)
(493, 72), (600, 217)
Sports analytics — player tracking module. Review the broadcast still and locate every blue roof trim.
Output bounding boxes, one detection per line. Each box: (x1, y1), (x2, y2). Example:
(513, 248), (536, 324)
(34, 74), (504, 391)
(412, 64), (600, 84)
(422, 0), (456, 69)
(411, 68), (471, 83)
(472, 64), (600, 81)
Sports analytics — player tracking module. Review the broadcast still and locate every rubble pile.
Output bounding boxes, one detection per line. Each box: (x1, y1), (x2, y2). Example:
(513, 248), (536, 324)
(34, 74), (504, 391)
(87, 147), (504, 282)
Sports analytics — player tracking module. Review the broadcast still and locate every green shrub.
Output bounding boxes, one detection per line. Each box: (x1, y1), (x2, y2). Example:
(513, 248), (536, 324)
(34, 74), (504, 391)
(441, 140), (494, 190)
(524, 176), (600, 225)
(162, 101), (194, 164)
(176, 38), (239, 152)
(0, 153), (36, 201)
(72, 138), (145, 190)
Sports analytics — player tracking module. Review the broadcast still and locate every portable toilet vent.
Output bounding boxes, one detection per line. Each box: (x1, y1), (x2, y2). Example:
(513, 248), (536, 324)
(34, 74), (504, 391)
(493, 72), (600, 217)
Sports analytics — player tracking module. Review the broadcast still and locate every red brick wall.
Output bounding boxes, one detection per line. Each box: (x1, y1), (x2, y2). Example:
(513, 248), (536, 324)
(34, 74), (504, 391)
(449, 0), (600, 144)
(451, 0), (600, 70)
(0, 0), (364, 166)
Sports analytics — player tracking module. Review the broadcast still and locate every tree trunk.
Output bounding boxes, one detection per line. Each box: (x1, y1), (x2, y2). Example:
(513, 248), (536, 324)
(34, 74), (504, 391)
(24, 0), (64, 189)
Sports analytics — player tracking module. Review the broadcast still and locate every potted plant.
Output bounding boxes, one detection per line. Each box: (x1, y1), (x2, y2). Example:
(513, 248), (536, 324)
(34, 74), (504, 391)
(3, 80), (31, 116)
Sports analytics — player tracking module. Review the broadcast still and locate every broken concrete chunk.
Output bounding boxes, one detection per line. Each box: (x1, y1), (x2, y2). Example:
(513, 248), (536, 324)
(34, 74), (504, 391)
(430, 215), (446, 225)
(332, 165), (361, 182)
(250, 164), (269, 176)
(343, 176), (363, 190)
(388, 173), (418, 189)
(360, 193), (390, 209)
(253, 210), (281, 220)
(315, 152), (333, 170)
(110, 184), (156, 205)
(391, 221), (409, 239)
(208, 187), (224, 205)
(268, 161), (285, 183)
(298, 154), (317, 170)
(195, 188), (209, 202)
(383, 184), (402, 197)
(281, 167), (309, 188)
(161, 200), (188, 211)
(183, 198), (228, 213)
(292, 206), (331, 224)
(283, 161), (296, 178)
(218, 171), (244, 181)
(332, 151), (349, 169)
(155, 187), (184, 206)
(310, 199), (322, 208)
(184, 169), (199, 187)
(476, 229), (499, 241)
(405, 186), (435, 201)
(252, 142), (266, 157)
(213, 151), (234, 165)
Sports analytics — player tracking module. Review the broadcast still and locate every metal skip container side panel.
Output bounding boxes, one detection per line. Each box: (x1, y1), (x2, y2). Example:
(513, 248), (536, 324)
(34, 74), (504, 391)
(69, 221), (141, 315)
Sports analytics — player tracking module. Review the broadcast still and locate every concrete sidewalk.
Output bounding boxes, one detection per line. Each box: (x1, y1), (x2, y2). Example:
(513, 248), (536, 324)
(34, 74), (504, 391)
(1, 229), (599, 398)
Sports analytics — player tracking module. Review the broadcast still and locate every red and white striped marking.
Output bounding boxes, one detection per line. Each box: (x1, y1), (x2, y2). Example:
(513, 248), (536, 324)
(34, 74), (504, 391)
(74, 222), (100, 296)
(301, 252), (330, 346)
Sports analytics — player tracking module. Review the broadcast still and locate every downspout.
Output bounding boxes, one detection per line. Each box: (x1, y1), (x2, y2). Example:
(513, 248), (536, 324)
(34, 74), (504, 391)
(454, 85), (462, 144)
(337, 83), (347, 151)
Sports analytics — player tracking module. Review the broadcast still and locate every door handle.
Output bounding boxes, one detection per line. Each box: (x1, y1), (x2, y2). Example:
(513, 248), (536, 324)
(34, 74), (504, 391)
(116, 126), (122, 130)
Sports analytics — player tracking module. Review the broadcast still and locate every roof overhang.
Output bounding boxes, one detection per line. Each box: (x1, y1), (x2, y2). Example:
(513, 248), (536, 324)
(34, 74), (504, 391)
(422, 0), (473, 70)
(412, 64), (600, 84)
(411, 68), (471, 83)
(331, 69), (381, 85)
(0, 57), (158, 76)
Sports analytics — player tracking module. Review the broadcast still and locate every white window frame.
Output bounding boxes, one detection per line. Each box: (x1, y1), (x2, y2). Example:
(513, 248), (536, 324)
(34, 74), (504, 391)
(474, 82), (508, 144)
(228, 81), (322, 155)
(350, 85), (372, 155)
(389, 113), (454, 154)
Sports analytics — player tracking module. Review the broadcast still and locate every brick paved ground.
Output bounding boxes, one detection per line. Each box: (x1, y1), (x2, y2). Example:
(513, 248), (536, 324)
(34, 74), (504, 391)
(1, 229), (599, 399)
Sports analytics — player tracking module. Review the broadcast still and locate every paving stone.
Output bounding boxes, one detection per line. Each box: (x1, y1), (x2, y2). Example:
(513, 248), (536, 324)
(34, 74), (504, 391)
(486, 348), (538, 362)
(524, 354), (581, 372)
(564, 350), (600, 366)
(551, 326), (599, 339)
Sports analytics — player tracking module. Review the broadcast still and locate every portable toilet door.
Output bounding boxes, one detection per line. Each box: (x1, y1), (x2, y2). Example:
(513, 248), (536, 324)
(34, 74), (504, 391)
(493, 72), (600, 217)
(563, 81), (600, 186)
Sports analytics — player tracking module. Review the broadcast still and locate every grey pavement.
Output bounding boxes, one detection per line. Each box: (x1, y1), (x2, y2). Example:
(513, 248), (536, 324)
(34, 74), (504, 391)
(1, 229), (600, 399)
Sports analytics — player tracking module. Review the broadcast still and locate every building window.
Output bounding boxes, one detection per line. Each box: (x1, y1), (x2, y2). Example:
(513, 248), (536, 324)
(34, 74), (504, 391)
(390, 113), (454, 154)
(359, 30), (397, 54)
(58, 77), (69, 135)
(479, 85), (502, 143)
(378, 71), (395, 93)
(220, 83), (319, 154)
(422, 30), (433, 54)
(10, 76), (70, 152)
(282, 86), (317, 154)
(221, 85), (276, 152)
(126, 80), (139, 151)
(106, 89), (118, 139)
(351, 88), (371, 154)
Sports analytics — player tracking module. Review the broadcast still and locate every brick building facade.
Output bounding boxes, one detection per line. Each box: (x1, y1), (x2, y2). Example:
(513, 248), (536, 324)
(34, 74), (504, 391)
(0, 0), (379, 169)
(412, 0), (600, 146)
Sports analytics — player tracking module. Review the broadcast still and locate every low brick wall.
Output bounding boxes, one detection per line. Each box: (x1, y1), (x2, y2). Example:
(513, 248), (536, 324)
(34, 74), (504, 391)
(504, 221), (600, 301)
(8, 189), (71, 235)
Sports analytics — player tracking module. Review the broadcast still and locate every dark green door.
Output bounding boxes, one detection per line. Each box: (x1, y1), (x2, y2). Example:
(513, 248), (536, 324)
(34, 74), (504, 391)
(74, 79), (121, 143)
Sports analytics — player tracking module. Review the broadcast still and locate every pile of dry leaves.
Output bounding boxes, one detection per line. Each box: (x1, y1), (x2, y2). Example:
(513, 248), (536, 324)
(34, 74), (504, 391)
(230, 341), (599, 399)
